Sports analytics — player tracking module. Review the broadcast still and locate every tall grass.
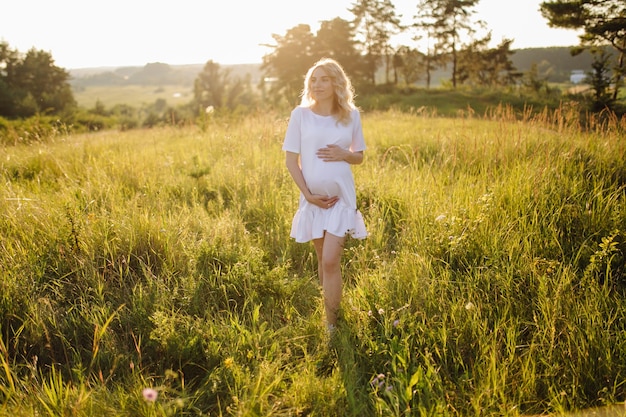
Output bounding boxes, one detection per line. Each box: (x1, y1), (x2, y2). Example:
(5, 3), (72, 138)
(1, 108), (625, 416)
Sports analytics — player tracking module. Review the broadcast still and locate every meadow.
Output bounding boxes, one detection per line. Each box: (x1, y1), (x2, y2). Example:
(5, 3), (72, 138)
(1, 107), (626, 416)
(73, 85), (194, 109)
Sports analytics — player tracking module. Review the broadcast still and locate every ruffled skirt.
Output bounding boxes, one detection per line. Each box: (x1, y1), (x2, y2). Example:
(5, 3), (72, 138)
(289, 200), (367, 243)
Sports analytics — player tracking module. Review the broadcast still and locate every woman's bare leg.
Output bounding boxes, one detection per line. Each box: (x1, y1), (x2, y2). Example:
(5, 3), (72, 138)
(313, 238), (325, 286)
(313, 232), (346, 327)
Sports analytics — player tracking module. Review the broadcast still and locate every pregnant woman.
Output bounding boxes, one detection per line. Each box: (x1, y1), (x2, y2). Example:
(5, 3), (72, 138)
(282, 58), (367, 333)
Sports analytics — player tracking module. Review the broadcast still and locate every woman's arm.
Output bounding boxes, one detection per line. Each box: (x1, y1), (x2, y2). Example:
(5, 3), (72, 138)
(316, 145), (364, 165)
(285, 152), (311, 199)
(285, 151), (339, 208)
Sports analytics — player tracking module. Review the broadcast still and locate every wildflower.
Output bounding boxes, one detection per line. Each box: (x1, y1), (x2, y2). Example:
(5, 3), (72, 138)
(205, 105), (215, 114)
(465, 302), (475, 311)
(142, 388), (158, 402)
(378, 308), (385, 315)
(386, 384), (393, 392)
(368, 310), (373, 317)
(224, 357), (234, 369)
(393, 319), (400, 327)
(164, 369), (178, 380)
(371, 373), (386, 388)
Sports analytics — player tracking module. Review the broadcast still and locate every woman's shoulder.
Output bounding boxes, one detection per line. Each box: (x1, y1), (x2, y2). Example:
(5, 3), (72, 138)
(349, 107), (362, 121)
(291, 106), (312, 116)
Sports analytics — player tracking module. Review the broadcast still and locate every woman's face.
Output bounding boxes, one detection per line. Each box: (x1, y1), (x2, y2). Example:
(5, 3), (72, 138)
(310, 67), (334, 102)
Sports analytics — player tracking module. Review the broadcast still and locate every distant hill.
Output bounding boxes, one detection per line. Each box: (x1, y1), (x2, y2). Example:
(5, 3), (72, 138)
(68, 46), (604, 90)
(510, 46), (605, 82)
(69, 63), (263, 90)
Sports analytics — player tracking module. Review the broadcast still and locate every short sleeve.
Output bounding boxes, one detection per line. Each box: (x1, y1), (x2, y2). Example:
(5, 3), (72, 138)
(350, 109), (366, 152)
(282, 107), (302, 154)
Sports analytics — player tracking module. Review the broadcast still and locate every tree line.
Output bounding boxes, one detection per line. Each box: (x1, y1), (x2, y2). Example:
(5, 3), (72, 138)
(257, 0), (624, 107)
(1, 0), (624, 121)
(258, 0), (520, 105)
(0, 42), (75, 118)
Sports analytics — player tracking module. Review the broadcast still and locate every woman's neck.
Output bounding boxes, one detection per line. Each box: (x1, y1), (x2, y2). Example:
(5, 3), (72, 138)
(312, 101), (334, 116)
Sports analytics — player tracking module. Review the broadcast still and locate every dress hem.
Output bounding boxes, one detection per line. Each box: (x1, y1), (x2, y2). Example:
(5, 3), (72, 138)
(288, 202), (367, 243)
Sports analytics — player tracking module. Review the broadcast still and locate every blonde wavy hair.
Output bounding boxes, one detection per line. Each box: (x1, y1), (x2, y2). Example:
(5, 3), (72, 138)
(300, 58), (356, 125)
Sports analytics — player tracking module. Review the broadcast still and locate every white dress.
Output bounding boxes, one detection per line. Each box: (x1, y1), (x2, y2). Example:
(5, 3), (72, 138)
(282, 106), (368, 243)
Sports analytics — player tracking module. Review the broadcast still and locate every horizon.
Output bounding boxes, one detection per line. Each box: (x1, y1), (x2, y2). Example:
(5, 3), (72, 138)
(67, 44), (581, 73)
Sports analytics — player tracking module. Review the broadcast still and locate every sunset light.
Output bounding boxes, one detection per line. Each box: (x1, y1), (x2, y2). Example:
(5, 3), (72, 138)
(2, 0), (625, 415)
(2, 0), (581, 69)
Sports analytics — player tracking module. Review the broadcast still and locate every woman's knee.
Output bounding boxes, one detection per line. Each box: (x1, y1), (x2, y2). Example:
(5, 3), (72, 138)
(322, 252), (341, 272)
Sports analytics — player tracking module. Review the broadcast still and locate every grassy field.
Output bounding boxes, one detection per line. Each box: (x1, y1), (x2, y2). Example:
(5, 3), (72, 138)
(1, 108), (626, 416)
(73, 85), (194, 109)
(72, 83), (560, 117)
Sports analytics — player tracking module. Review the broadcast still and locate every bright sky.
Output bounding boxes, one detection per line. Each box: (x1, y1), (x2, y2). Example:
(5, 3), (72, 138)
(1, 0), (582, 69)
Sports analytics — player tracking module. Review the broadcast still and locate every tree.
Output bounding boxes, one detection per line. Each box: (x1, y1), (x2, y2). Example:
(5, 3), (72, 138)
(313, 18), (364, 84)
(129, 62), (174, 85)
(540, 0), (626, 101)
(522, 62), (553, 94)
(414, 29), (444, 89)
(261, 24), (317, 105)
(17, 49), (75, 114)
(457, 35), (520, 87)
(394, 46), (423, 85)
(0, 42), (20, 116)
(586, 48), (615, 111)
(0, 42), (75, 118)
(415, 0), (483, 88)
(350, 0), (403, 85)
(194, 60), (228, 109)
(193, 60), (250, 111)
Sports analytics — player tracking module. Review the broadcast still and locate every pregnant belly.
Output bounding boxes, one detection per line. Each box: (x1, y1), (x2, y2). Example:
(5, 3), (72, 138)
(305, 162), (350, 196)
(307, 178), (341, 196)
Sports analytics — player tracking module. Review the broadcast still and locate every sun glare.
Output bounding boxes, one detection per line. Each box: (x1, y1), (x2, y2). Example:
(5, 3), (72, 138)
(1, 0), (581, 68)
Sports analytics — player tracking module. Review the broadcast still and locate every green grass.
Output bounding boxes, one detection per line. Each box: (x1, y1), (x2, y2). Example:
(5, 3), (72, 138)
(1, 109), (626, 416)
